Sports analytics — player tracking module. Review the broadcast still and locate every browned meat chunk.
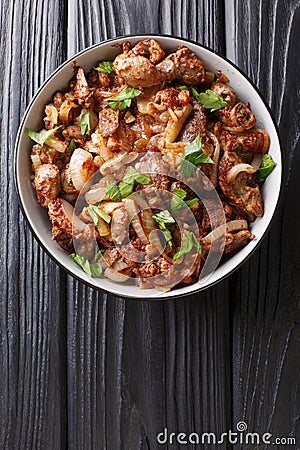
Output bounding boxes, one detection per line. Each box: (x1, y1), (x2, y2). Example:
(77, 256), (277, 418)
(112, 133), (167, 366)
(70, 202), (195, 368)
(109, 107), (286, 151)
(217, 102), (256, 132)
(53, 91), (65, 108)
(179, 100), (207, 142)
(62, 125), (86, 147)
(76, 224), (98, 257)
(73, 68), (90, 99)
(129, 39), (165, 64)
(60, 164), (76, 194)
(30, 144), (57, 169)
(113, 54), (162, 88)
(234, 128), (270, 154)
(34, 164), (61, 208)
(98, 108), (119, 137)
(210, 82), (236, 107)
(218, 151), (263, 216)
(48, 198), (74, 237)
(102, 247), (122, 268)
(73, 68), (94, 108)
(51, 225), (74, 251)
(223, 230), (254, 253)
(158, 47), (206, 85)
(154, 87), (190, 108)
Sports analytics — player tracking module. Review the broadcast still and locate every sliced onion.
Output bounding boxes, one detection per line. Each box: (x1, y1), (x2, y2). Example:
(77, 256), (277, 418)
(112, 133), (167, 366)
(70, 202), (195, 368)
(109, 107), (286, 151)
(202, 219), (248, 245)
(141, 209), (156, 236)
(85, 184), (106, 204)
(70, 148), (95, 192)
(224, 125), (245, 133)
(251, 153), (263, 169)
(123, 198), (148, 244)
(58, 99), (78, 123)
(99, 201), (122, 214)
(89, 110), (99, 130)
(165, 103), (193, 143)
(45, 104), (58, 125)
(113, 259), (129, 272)
(227, 164), (257, 183)
(61, 198), (86, 232)
(207, 131), (220, 186)
(46, 135), (68, 153)
(104, 267), (130, 283)
(99, 151), (138, 175)
(149, 229), (165, 253)
(31, 154), (41, 170)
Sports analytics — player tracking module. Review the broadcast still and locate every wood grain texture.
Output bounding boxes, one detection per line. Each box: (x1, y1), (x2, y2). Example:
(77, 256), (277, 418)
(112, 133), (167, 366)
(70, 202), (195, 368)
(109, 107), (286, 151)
(0, 1), (68, 449)
(226, 0), (300, 447)
(0, 0), (299, 449)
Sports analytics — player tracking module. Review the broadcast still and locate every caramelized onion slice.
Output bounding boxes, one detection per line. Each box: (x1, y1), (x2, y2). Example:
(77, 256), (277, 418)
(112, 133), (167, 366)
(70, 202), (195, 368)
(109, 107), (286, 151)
(227, 164), (257, 183)
(123, 198), (148, 244)
(99, 151), (138, 175)
(61, 198), (86, 232)
(104, 267), (130, 283)
(85, 184), (106, 204)
(202, 219), (248, 245)
(70, 148), (95, 192)
(251, 153), (263, 169)
(207, 131), (220, 186)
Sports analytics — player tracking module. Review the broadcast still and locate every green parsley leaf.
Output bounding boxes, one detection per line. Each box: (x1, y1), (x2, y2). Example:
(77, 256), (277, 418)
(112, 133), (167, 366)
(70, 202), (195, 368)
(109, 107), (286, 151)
(88, 205), (111, 226)
(254, 154), (276, 184)
(105, 86), (142, 111)
(179, 86), (227, 111)
(69, 138), (77, 150)
(181, 133), (214, 177)
(78, 109), (91, 135)
(197, 89), (227, 111)
(152, 210), (175, 225)
(184, 198), (199, 207)
(70, 250), (102, 278)
(105, 179), (122, 200)
(173, 231), (202, 261)
(105, 168), (151, 200)
(171, 188), (186, 209)
(25, 125), (62, 146)
(94, 61), (113, 74)
(171, 187), (198, 210)
(152, 210), (175, 248)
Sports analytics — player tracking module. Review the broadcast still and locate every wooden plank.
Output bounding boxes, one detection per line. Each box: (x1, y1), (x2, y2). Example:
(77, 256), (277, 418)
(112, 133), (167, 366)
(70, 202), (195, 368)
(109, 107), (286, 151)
(0, 1), (68, 449)
(225, 0), (300, 444)
(66, 1), (231, 448)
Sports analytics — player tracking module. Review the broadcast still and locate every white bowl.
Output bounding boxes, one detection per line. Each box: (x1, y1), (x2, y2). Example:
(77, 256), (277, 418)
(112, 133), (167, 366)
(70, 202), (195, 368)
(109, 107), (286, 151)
(15, 35), (282, 299)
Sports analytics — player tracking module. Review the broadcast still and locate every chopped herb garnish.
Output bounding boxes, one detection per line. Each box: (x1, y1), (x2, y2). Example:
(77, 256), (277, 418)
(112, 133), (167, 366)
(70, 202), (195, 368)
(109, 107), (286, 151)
(69, 138), (77, 150)
(197, 89), (227, 111)
(94, 61), (114, 74)
(105, 179), (122, 200)
(152, 210), (175, 248)
(254, 154), (276, 184)
(25, 125), (62, 146)
(171, 187), (198, 210)
(181, 133), (214, 177)
(88, 204), (111, 226)
(173, 231), (202, 261)
(70, 249), (102, 278)
(78, 109), (91, 135)
(179, 86), (227, 111)
(105, 168), (150, 200)
(104, 86), (142, 111)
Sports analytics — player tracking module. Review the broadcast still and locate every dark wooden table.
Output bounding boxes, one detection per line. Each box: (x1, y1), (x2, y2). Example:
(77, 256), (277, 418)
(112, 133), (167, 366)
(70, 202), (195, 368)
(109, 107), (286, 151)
(1, 0), (300, 449)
